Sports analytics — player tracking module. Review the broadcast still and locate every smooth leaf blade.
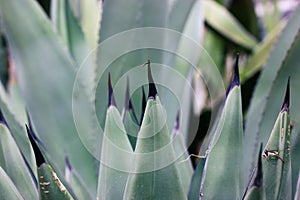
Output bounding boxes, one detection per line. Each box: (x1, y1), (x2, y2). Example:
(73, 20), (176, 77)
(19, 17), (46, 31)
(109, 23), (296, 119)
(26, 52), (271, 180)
(200, 85), (243, 199)
(0, 83), (36, 175)
(262, 110), (291, 199)
(0, 123), (38, 199)
(0, 166), (23, 200)
(97, 106), (133, 200)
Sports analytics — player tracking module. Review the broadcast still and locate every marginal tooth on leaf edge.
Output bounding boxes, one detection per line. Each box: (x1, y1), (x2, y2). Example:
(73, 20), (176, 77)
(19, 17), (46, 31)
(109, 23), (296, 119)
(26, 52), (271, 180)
(226, 53), (240, 96)
(281, 76), (290, 112)
(108, 72), (116, 107)
(25, 124), (46, 167)
(253, 143), (263, 188)
(146, 60), (157, 99)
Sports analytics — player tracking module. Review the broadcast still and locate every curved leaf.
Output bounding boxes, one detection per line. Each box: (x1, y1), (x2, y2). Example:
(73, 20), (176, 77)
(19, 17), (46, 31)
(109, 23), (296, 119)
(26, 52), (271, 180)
(203, 0), (258, 49)
(0, 166), (23, 200)
(0, 83), (36, 175)
(0, 123), (38, 199)
(0, 0), (98, 194)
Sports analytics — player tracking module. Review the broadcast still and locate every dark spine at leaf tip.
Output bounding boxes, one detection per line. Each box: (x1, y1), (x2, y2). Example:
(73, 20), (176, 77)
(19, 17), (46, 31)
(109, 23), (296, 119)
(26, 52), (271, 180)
(146, 60), (157, 99)
(226, 54), (240, 96)
(0, 109), (7, 126)
(108, 72), (116, 107)
(281, 76), (290, 112)
(253, 143), (263, 188)
(65, 156), (72, 171)
(175, 111), (180, 131)
(26, 124), (46, 167)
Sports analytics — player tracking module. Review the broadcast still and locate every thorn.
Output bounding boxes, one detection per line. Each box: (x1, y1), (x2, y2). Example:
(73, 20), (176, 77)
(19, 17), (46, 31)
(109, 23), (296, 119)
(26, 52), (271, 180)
(0, 109), (7, 126)
(145, 60), (157, 99)
(175, 111), (180, 131)
(226, 53), (240, 96)
(253, 143), (263, 188)
(108, 73), (116, 107)
(281, 77), (290, 112)
(65, 156), (72, 171)
(26, 124), (46, 167)
(140, 86), (147, 125)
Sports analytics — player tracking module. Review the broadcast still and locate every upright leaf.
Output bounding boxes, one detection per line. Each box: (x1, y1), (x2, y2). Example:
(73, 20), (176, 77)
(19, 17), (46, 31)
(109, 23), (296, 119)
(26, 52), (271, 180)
(199, 56), (243, 199)
(262, 79), (292, 199)
(97, 80), (133, 200)
(0, 167), (23, 200)
(244, 6), (300, 193)
(0, 123), (38, 199)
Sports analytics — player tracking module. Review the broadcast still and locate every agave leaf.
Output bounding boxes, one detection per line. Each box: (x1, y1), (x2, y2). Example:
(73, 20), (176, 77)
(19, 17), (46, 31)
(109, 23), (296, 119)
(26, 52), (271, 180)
(0, 0), (98, 194)
(188, 158), (206, 200)
(0, 166), (23, 200)
(171, 113), (193, 194)
(0, 123), (38, 199)
(38, 163), (74, 200)
(199, 58), (243, 199)
(0, 37), (8, 87)
(74, 0), (101, 52)
(65, 157), (93, 200)
(262, 93), (292, 199)
(295, 172), (300, 200)
(240, 21), (286, 82)
(243, 5), (300, 193)
(124, 96), (186, 199)
(243, 144), (265, 200)
(203, 0), (257, 49)
(0, 83), (36, 177)
(7, 81), (27, 124)
(97, 105), (133, 200)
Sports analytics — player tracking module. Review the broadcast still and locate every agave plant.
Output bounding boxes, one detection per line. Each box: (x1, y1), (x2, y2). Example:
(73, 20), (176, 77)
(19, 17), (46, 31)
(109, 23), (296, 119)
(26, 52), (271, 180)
(0, 0), (300, 199)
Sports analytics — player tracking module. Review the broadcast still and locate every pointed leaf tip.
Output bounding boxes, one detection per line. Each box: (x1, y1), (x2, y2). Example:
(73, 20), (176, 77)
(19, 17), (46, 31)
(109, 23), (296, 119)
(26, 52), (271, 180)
(0, 109), (7, 126)
(253, 143), (263, 188)
(226, 54), (240, 96)
(108, 73), (116, 107)
(25, 124), (46, 167)
(281, 77), (290, 112)
(65, 156), (72, 171)
(145, 60), (157, 98)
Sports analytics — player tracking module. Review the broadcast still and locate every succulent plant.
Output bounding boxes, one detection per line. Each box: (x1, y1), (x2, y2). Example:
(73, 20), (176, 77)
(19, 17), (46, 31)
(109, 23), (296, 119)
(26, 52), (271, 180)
(0, 0), (300, 200)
